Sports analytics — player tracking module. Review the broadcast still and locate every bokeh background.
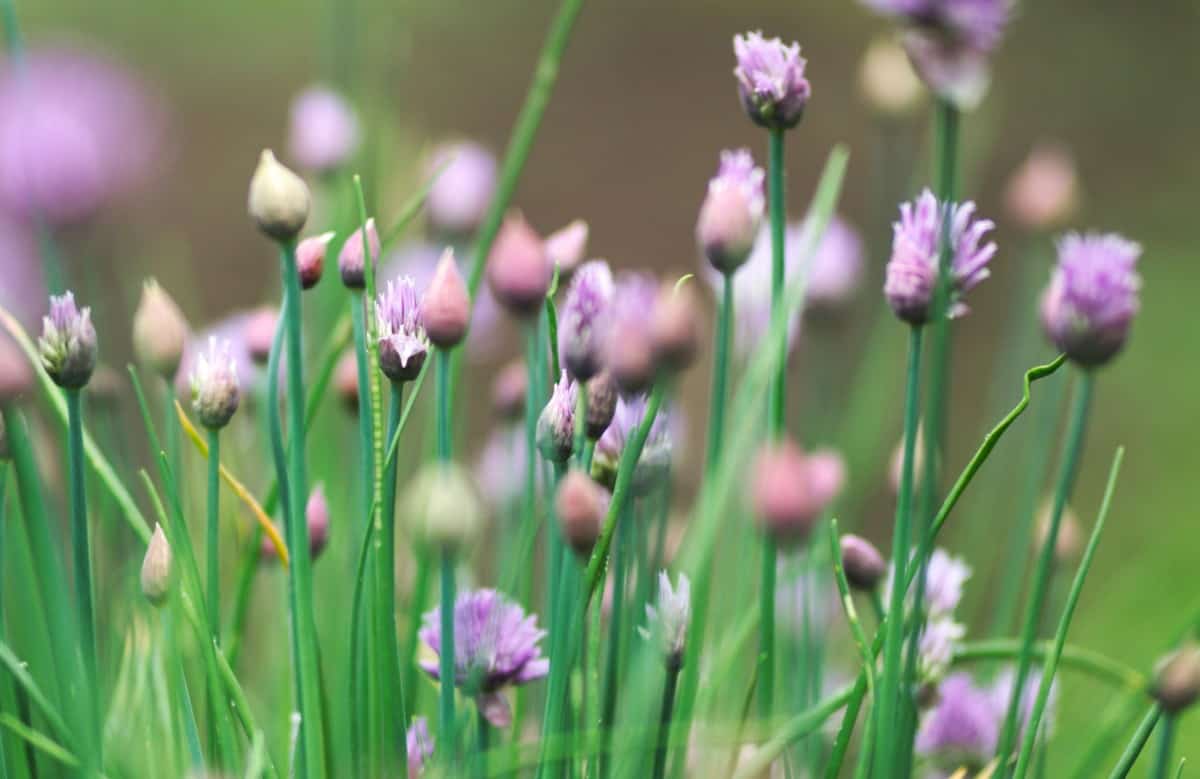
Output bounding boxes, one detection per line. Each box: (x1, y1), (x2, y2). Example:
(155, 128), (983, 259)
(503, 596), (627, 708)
(7, 0), (1200, 771)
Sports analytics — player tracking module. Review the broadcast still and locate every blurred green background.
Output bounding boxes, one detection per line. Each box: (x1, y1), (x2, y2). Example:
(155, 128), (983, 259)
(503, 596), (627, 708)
(13, 0), (1200, 772)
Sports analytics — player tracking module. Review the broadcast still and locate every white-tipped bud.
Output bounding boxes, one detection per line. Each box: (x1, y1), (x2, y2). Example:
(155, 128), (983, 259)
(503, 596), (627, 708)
(1153, 644), (1200, 714)
(141, 524), (172, 607)
(248, 150), (311, 243)
(404, 462), (484, 553)
(859, 37), (924, 117)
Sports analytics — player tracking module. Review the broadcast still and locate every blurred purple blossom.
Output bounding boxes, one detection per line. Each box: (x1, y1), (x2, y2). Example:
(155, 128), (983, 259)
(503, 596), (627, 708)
(406, 717), (433, 778)
(0, 218), (43, 331)
(559, 259), (614, 381)
(804, 215), (865, 313)
(594, 393), (680, 495)
(174, 310), (266, 400)
(287, 86), (360, 173)
(426, 141), (497, 237)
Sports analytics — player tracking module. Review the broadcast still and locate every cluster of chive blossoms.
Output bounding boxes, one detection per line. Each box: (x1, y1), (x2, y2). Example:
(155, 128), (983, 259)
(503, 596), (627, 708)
(732, 31), (812, 129)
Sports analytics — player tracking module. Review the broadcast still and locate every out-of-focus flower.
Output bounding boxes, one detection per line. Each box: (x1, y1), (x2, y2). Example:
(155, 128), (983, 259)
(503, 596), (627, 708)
(640, 571), (691, 668)
(917, 616), (966, 683)
(884, 188), (996, 325)
(406, 717), (434, 778)
(858, 36), (925, 117)
(0, 333), (34, 404)
(243, 306), (278, 367)
(545, 219), (589, 277)
(915, 672), (999, 771)
(140, 523), (172, 607)
(426, 141), (497, 238)
(1033, 499), (1082, 567)
(840, 534), (887, 591)
(559, 260), (614, 381)
(1040, 232), (1141, 367)
(491, 360), (527, 422)
(733, 31), (811, 130)
(419, 589), (549, 727)
(287, 86), (359, 174)
(1005, 144), (1079, 232)
(0, 46), (162, 225)
(697, 148), (765, 275)
(0, 218), (44, 332)
(585, 371), (618, 440)
(536, 372), (577, 463)
(474, 425), (529, 510)
(334, 351), (358, 413)
(261, 487), (329, 561)
(39, 291), (97, 389)
(189, 337), (240, 430)
(888, 423), (925, 495)
(174, 312), (263, 401)
(776, 563), (839, 639)
(650, 281), (700, 373)
(375, 276), (428, 383)
(420, 249), (471, 349)
(404, 461), (484, 552)
(133, 279), (189, 380)
(339, 218), (381, 291)
(297, 231), (334, 290)
(804, 215), (865, 316)
(989, 667), (1057, 745)
(1152, 644), (1200, 714)
(606, 271), (659, 394)
(248, 150), (310, 243)
(751, 441), (845, 546)
(593, 394), (676, 495)
(488, 214), (550, 318)
(883, 547), (971, 622)
(556, 469), (607, 557)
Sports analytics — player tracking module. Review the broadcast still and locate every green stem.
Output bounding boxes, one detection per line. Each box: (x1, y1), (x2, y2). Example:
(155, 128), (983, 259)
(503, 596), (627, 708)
(651, 664), (681, 779)
(438, 549), (457, 762)
(1106, 706), (1162, 779)
(997, 372), (1093, 768)
(402, 553), (432, 719)
(519, 324), (540, 611)
(873, 326), (923, 773)
(476, 707), (489, 779)
(599, 506), (632, 778)
(205, 429), (221, 642)
(379, 385), (407, 775)
(351, 294), (375, 536)
(64, 390), (98, 746)
(1149, 713), (1175, 779)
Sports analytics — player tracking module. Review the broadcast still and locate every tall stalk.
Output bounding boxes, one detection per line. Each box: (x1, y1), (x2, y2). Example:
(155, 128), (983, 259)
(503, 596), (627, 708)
(205, 425), (222, 768)
(651, 662), (682, 779)
(1148, 713), (1175, 779)
(380, 384), (408, 777)
(64, 389), (98, 747)
(435, 347), (457, 761)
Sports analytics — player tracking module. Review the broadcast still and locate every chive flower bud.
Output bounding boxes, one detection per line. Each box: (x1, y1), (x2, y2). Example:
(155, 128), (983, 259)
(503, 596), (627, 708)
(650, 281), (700, 373)
(491, 360), (527, 422)
(133, 279), (189, 379)
(556, 469), (607, 557)
(420, 249), (471, 349)
(545, 219), (589, 278)
(640, 571), (691, 669)
(247, 149), (310, 242)
(1040, 232), (1141, 367)
(858, 36), (924, 117)
(0, 335), (33, 405)
(339, 218), (380, 290)
(536, 372), (578, 463)
(559, 259), (614, 381)
(1153, 644), (1200, 714)
(751, 441), (845, 546)
(733, 31), (811, 131)
(1005, 145), (1079, 232)
(840, 534), (887, 591)
(805, 216), (865, 317)
(404, 461), (484, 552)
(585, 371), (618, 440)
(189, 337), (240, 430)
(287, 86), (360, 174)
(297, 231), (334, 290)
(243, 306), (278, 367)
(38, 291), (97, 389)
(375, 276), (429, 383)
(426, 141), (497, 239)
(140, 523), (172, 607)
(606, 272), (659, 395)
(487, 214), (551, 317)
(261, 485), (331, 562)
(697, 148), (764, 274)
(334, 352), (359, 413)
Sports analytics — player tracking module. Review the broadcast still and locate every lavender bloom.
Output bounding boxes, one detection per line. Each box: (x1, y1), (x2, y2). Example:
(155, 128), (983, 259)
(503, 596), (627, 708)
(559, 260), (614, 380)
(474, 426), (531, 509)
(174, 311), (264, 401)
(696, 148), (765, 274)
(189, 337), (240, 430)
(339, 218), (381, 290)
(915, 672), (999, 773)
(640, 571), (692, 668)
(1040, 232), (1141, 367)
(287, 86), (360, 173)
(426, 141), (498, 237)
(605, 271), (660, 393)
(536, 372), (578, 463)
(733, 31), (811, 130)
(38, 292), (97, 389)
(884, 188), (996, 325)
(884, 547), (971, 617)
(406, 717), (434, 778)
(419, 589), (549, 727)
(593, 394), (677, 495)
(545, 219), (589, 277)
(0, 46), (161, 225)
(375, 276), (429, 383)
(917, 616), (966, 683)
(804, 216), (865, 314)
(0, 219), (44, 333)
(776, 563), (839, 639)
(989, 668), (1057, 743)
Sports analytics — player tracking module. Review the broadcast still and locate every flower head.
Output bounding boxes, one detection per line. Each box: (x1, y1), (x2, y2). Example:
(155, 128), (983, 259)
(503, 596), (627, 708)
(487, 214), (551, 317)
(840, 534), (887, 591)
(559, 260), (614, 381)
(474, 426), (531, 510)
(593, 394), (675, 494)
(650, 281), (701, 373)
(536, 372), (578, 463)
(859, 36), (924, 116)
(697, 148), (765, 274)
(915, 671), (999, 770)
(243, 306), (279, 367)
(1040, 232), (1141, 367)
(420, 249), (471, 349)
(491, 360), (527, 422)
(287, 86), (359, 173)
(805, 216), (865, 315)
(189, 337), (240, 430)
(404, 461), (484, 552)
(297, 232), (335, 290)
(605, 272), (660, 394)
(339, 218), (381, 290)
(556, 469), (607, 557)
(39, 292), (97, 389)
(141, 524), (172, 607)
(133, 280), (189, 379)
(585, 371), (618, 440)
(917, 616), (966, 683)
(375, 276), (429, 383)
(1153, 645), (1200, 714)
(884, 188), (996, 324)
(426, 141), (497, 238)
(247, 150), (310, 243)
(733, 32), (811, 130)
(545, 219), (589, 277)
(419, 589), (548, 727)
(640, 571), (691, 668)
(406, 717), (434, 778)
(751, 442), (845, 546)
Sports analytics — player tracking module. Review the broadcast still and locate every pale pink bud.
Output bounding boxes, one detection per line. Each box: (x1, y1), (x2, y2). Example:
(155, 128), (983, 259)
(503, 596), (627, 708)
(752, 441), (845, 546)
(487, 214), (551, 317)
(1005, 144), (1079, 232)
(243, 306), (279, 366)
(491, 360), (527, 422)
(133, 279), (189, 379)
(297, 231), (335, 290)
(545, 219), (589, 277)
(339, 219), (381, 290)
(556, 469), (607, 557)
(247, 150), (310, 243)
(650, 282), (700, 373)
(420, 249), (471, 348)
(334, 352), (359, 413)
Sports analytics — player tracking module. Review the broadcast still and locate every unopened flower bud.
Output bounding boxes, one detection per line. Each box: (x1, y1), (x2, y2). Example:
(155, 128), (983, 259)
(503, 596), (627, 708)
(840, 534), (887, 591)
(487, 214), (551, 317)
(556, 469), (606, 557)
(752, 441), (845, 546)
(190, 337), (240, 430)
(559, 260), (614, 381)
(339, 219), (380, 290)
(1005, 145), (1079, 232)
(133, 279), (189, 379)
(334, 352), (359, 413)
(650, 282), (700, 373)
(585, 371), (618, 440)
(420, 249), (471, 348)
(608, 322), (655, 396)
(1153, 644), (1200, 713)
(545, 219), (589, 277)
(858, 37), (924, 117)
(248, 149), (310, 242)
(0, 335), (33, 405)
(404, 462), (484, 552)
(537, 372), (577, 463)
(243, 306), (279, 367)
(297, 232), (334, 290)
(1033, 499), (1083, 567)
(141, 523), (172, 607)
(697, 149), (764, 274)
(261, 486), (330, 562)
(38, 292), (97, 389)
(491, 360), (527, 422)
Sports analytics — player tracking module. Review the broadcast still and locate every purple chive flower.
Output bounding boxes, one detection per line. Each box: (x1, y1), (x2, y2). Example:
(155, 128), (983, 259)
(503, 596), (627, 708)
(696, 148), (765, 274)
(804, 215), (865, 315)
(640, 571), (692, 668)
(536, 371), (578, 463)
(915, 672), (999, 771)
(923, 547), (972, 616)
(593, 394), (677, 495)
(419, 589), (549, 727)
(426, 141), (498, 238)
(287, 86), (360, 173)
(989, 668), (1057, 743)
(406, 717), (434, 777)
(884, 188), (996, 325)
(1040, 232), (1142, 367)
(0, 46), (162, 225)
(375, 276), (429, 383)
(917, 616), (966, 683)
(38, 292), (97, 389)
(189, 337), (240, 430)
(559, 260), (615, 381)
(605, 271), (660, 394)
(733, 31), (812, 130)
(174, 311), (265, 401)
